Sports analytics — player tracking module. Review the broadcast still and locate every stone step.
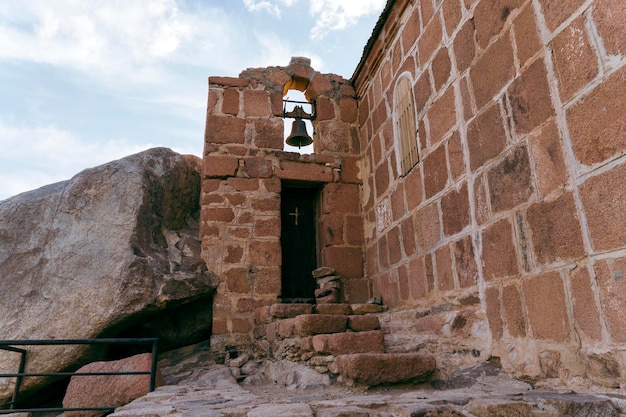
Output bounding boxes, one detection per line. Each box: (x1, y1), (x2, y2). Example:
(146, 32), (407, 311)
(311, 330), (385, 355)
(335, 352), (437, 386)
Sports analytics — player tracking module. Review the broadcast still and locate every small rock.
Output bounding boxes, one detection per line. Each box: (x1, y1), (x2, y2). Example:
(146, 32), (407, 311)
(230, 353), (250, 368)
(312, 267), (336, 278)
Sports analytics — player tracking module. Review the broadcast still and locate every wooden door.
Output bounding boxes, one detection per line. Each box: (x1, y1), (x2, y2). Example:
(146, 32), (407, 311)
(280, 187), (318, 302)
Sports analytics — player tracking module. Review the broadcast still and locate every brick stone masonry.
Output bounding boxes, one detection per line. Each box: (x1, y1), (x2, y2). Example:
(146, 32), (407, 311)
(203, 0), (626, 389)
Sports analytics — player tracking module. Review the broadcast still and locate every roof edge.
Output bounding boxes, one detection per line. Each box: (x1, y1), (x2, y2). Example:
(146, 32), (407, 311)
(350, 0), (398, 84)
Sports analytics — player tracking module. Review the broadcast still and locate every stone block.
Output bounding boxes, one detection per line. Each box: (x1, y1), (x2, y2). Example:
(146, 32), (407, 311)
(507, 58), (555, 136)
(418, 17), (443, 62)
(443, 0), (463, 36)
(323, 246), (363, 280)
(401, 8), (421, 53)
(307, 73), (333, 98)
(569, 266), (603, 342)
(474, 0), (523, 48)
(481, 218), (519, 281)
(428, 86), (457, 144)
(244, 90), (270, 117)
(335, 353), (436, 386)
(63, 353), (164, 417)
(225, 267), (250, 293)
(208, 89), (218, 114)
(340, 156), (361, 184)
(527, 192), (585, 264)
(415, 202), (441, 250)
(432, 48), (452, 91)
(346, 215), (365, 246)
(454, 19), (476, 74)
(529, 120), (567, 197)
(203, 207), (235, 223)
(206, 116), (246, 144)
(467, 103), (507, 171)
(312, 330), (385, 355)
(270, 303), (313, 318)
(209, 76), (249, 87)
(436, 245), (455, 292)
(523, 271), (570, 342)
(593, 0), (626, 55)
(488, 145), (534, 212)
(294, 314), (348, 336)
(348, 315), (381, 332)
(275, 160), (333, 182)
(442, 182), (471, 236)
(254, 267), (281, 295)
(484, 285), (504, 341)
(253, 118), (284, 149)
(567, 66), (626, 166)
(401, 216), (417, 257)
(414, 70), (432, 113)
(454, 235), (478, 288)
(222, 88), (239, 115)
(409, 255), (427, 299)
(387, 226), (403, 265)
(254, 217), (280, 238)
(226, 177), (260, 191)
(514, 4), (541, 66)
(580, 162), (626, 252)
(245, 157), (273, 178)
(538, 0), (586, 31)
(278, 318), (295, 338)
(502, 284), (526, 337)
(552, 16), (598, 103)
(351, 304), (385, 315)
(315, 96), (335, 121)
(471, 33), (515, 110)
(315, 303), (352, 315)
(255, 306), (271, 324)
(316, 119), (354, 153)
(343, 279), (371, 304)
(323, 183), (361, 214)
(321, 214), (344, 246)
(594, 257), (626, 344)
(424, 143), (448, 198)
(340, 97), (358, 123)
(404, 166), (424, 212)
(203, 155), (239, 178)
(248, 240), (281, 266)
(448, 131), (464, 181)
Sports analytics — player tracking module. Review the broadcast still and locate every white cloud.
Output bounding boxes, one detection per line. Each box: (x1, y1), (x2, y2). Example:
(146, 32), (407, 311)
(0, 123), (156, 200)
(309, 0), (386, 40)
(243, 0), (298, 18)
(0, 1), (244, 83)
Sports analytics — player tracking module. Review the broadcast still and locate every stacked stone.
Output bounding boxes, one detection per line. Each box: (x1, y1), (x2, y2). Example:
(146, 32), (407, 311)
(312, 267), (341, 304)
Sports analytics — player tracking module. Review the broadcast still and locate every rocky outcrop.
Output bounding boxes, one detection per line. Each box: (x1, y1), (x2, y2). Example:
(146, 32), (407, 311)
(63, 353), (165, 417)
(0, 148), (218, 401)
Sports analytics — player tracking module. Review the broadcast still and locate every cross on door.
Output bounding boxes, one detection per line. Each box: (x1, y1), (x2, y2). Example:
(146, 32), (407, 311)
(289, 207), (301, 226)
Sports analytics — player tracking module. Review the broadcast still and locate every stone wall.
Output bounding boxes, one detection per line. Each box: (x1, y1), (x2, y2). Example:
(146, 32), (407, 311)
(203, 58), (367, 350)
(354, 0), (626, 386)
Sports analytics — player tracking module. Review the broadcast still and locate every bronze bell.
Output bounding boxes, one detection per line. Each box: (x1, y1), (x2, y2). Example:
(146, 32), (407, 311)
(286, 119), (313, 148)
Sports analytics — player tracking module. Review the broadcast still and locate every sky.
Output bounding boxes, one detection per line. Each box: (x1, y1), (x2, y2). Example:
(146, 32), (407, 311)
(0, 0), (386, 200)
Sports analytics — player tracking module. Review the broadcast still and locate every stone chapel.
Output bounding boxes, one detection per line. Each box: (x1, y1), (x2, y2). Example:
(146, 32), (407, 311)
(202, 0), (626, 387)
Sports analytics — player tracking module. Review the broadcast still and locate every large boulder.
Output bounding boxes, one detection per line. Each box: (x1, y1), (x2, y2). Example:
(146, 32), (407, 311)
(0, 148), (219, 401)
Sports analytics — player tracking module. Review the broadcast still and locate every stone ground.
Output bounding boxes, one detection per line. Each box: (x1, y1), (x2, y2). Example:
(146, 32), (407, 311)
(105, 344), (626, 417)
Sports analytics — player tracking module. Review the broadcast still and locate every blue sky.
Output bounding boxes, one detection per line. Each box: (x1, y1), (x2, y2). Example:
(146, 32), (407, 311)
(0, 0), (385, 200)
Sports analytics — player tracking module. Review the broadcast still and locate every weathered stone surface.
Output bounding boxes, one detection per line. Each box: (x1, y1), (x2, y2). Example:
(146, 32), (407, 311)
(347, 315), (381, 332)
(312, 331), (385, 355)
(63, 353), (165, 417)
(0, 148), (218, 400)
(351, 304), (386, 315)
(336, 353), (436, 386)
(270, 303), (314, 318)
(294, 314), (348, 336)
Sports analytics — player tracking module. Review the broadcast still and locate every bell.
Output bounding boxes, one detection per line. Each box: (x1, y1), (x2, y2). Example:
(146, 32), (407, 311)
(286, 119), (313, 148)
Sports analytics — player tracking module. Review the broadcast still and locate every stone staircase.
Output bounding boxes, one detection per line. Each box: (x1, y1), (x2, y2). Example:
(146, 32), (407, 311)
(252, 302), (436, 386)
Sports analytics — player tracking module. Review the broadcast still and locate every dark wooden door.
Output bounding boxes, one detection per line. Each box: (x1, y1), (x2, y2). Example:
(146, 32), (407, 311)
(280, 187), (318, 302)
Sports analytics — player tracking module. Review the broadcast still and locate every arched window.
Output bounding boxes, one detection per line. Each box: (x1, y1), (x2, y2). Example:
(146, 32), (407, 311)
(394, 75), (419, 176)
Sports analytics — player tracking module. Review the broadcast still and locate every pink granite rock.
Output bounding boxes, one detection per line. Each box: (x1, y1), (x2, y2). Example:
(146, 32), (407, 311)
(335, 353), (436, 386)
(63, 353), (164, 417)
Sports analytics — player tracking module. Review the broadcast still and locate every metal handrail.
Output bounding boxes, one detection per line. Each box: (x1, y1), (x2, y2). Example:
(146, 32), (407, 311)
(0, 338), (158, 414)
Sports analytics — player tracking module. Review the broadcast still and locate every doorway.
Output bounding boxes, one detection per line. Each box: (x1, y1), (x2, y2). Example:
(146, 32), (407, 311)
(280, 186), (318, 303)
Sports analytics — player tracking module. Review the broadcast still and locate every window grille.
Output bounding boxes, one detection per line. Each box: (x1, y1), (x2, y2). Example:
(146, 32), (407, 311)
(394, 76), (419, 176)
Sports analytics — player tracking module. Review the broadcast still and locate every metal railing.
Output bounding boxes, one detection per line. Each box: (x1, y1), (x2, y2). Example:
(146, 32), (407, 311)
(0, 338), (158, 414)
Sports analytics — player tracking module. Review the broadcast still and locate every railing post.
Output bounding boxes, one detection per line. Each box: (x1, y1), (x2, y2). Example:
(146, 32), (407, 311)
(149, 338), (158, 392)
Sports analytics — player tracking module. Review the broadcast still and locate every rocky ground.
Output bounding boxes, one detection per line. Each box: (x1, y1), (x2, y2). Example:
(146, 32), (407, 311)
(105, 342), (626, 417)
